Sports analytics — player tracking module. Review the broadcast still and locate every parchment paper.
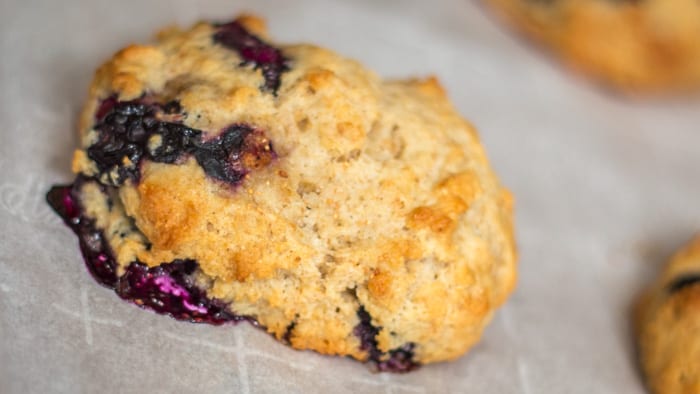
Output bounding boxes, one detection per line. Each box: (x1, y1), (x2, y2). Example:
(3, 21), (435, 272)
(2, 0), (700, 392)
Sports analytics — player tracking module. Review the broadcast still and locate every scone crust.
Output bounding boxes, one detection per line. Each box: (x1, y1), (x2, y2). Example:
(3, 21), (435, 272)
(636, 236), (700, 393)
(486, 0), (700, 93)
(70, 15), (517, 365)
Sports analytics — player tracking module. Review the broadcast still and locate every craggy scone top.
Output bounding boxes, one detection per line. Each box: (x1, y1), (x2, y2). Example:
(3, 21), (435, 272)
(70, 15), (517, 366)
(486, 0), (700, 93)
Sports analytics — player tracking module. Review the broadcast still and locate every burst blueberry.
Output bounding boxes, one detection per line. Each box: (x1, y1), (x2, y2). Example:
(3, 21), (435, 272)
(46, 180), (250, 325)
(353, 306), (420, 372)
(87, 98), (275, 186)
(213, 20), (289, 94)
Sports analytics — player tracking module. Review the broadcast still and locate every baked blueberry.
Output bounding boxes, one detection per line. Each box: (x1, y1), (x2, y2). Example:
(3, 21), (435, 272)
(213, 19), (289, 94)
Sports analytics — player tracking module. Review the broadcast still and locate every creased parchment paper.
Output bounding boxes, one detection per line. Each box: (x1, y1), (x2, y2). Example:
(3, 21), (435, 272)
(2, 0), (700, 392)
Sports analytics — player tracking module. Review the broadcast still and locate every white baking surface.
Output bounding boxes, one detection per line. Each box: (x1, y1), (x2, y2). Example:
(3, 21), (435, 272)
(1, 0), (699, 392)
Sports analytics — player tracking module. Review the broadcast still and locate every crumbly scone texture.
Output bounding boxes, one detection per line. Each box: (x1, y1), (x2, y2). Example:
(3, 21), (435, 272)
(636, 235), (700, 393)
(70, 14), (517, 365)
(485, 0), (700, 93)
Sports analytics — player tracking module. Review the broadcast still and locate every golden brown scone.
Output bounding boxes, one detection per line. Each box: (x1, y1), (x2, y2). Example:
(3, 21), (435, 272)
(47, 14), (517, 371)
(485, 0), (700, 94)
(636, 235), (700, 393)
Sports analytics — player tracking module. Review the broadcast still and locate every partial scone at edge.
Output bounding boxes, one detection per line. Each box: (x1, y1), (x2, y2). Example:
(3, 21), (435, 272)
(64, 14), (517, 368)
(636, 235), (700, 393)
(485, 0), (700, 94)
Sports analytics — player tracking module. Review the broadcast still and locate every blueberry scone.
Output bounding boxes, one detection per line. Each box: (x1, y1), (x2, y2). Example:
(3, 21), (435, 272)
(636, 235), (700, 392)
(47, 15), (517, 371)
(485, 0), (700, 93)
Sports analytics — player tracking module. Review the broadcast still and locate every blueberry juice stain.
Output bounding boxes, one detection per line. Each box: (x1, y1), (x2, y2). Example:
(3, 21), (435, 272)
(46, 180), (247, 325)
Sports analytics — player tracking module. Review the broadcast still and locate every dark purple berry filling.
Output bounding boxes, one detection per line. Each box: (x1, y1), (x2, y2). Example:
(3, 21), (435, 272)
(193, 125), (275, 185)
(87, 98), (275, 186)
(46, 180), (249, 325)
(213, 20), (289, 94)
(117, 260), (242, 324)
(667, 274), (700, 294)
(354, 307), (420, 372)
(88, 99), (198, 184)
(46, 182), (118, 286)
(95, 95), (118, 120)
(377, 343), (418, 373)
(354, 306), (381, 360)
(282, 321), (296, 344)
